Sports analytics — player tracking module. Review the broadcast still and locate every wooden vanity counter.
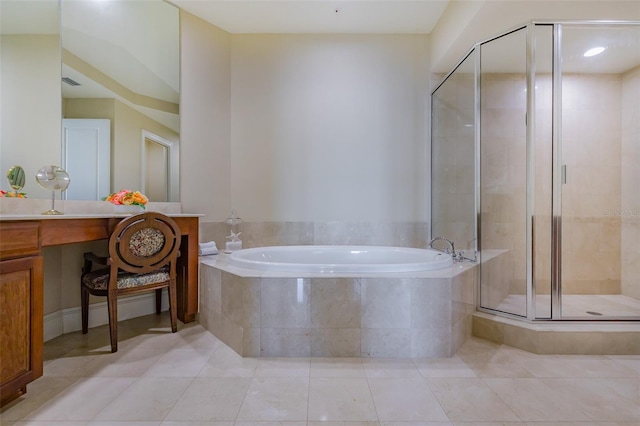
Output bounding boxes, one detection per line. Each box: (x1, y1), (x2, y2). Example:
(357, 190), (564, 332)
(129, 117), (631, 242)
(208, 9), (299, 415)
(0, 213), (200, 406)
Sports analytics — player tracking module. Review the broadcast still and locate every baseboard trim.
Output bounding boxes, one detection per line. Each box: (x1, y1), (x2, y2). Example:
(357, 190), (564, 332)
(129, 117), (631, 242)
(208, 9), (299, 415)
(44, 290), (169, 342)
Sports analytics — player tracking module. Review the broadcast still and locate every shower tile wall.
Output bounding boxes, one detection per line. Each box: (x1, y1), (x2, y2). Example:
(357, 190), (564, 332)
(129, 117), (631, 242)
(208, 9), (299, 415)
(480, 71), (629, 306)
(562, 74), (622, 295)
(621, 66), (640, 299)
(480, 73), (527, 313)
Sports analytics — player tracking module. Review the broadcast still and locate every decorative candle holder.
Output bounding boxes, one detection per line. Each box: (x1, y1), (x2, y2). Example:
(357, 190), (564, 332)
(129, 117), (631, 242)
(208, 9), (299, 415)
(35, 165), (70, 215)
(224, 210), (243, 253)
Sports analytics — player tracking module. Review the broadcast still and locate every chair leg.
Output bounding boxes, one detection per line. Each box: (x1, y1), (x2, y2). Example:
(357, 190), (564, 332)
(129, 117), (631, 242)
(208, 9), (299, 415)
(81, 287), (89, 334)
(107, 290), (118, 353)
(155, 288), (162, 315)
(168, 280), (177, 333)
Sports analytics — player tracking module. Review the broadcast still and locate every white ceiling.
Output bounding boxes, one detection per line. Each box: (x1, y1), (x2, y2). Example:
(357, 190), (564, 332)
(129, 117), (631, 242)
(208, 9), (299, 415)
(169, 0), (450, 34)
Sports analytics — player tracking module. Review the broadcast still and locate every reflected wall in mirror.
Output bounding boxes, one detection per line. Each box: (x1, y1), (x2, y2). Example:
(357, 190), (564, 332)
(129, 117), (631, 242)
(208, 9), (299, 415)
(0, 0), (61, 200)
(0, 0), (180, 202)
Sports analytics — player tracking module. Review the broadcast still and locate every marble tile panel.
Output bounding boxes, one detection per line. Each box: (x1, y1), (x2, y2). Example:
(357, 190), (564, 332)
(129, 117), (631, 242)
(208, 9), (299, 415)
(214, 312), (245, 355)
(606, 354), (640, 375)
(310, 278), (361, 328)
(427, 377), (520, 422)
(361, 358), (421, 379)
(483, 377), (592, 422)
(602, 332), (640, 355)
(164, 377), (251, 421)
(261, 278), (310, 328)
(260, 328), (311, 357)
(368, 377), (449, 421)
(23, 377), (134, 422)
(451, 266), (477, 304)
(91, 346), (165, 377)
(43, 348), (113, 378)
(142, 346), (218, 378)
(361, 278), (411, 329)
(92, 377), (193, 421)
(410, 278), (451, 329)
(310, 357), (366, 378)
(413, 356), (477, 378)
(242, 221), (315, 247)
(308, 378), (378, 421)
(411, 328), (452, 358)
(458, 350), (534, 378)
(243, 327), (262, 357)
(361, 329), (412, 358)
(197, 345), (259, 377)
(502, 324), (539, 355)
(173, 323), (225, 349)
(544, 331), (604, 355)
(221, 273), (261, 328)
(254, 357), (310, 378)
(199, 263), (222, 314)
(310, 328), (361, 357)
(516, 355), (639, 378)
(236, 378), (309, 421)
(0, 377), (77, 422)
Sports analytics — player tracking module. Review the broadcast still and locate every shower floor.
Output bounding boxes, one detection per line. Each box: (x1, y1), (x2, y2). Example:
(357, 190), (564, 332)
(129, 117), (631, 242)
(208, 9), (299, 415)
(494, 294), (640, 318)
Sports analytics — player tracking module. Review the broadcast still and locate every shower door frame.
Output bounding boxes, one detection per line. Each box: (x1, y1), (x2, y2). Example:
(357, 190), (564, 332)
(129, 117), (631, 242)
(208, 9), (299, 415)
(467, 20), (640, 322)
(551, 20), (640, 321)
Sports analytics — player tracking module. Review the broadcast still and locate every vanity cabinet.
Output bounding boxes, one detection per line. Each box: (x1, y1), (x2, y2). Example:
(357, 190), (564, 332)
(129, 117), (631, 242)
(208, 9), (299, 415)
(0, 220), (44, 406)
(0, 214), (199, 406)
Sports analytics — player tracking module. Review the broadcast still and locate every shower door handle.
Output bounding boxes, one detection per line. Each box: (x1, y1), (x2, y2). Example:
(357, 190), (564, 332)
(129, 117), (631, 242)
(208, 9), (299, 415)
(561, 164), (567, 184)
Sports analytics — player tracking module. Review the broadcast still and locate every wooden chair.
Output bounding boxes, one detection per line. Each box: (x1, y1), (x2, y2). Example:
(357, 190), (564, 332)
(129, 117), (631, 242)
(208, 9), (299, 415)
(80, 212), (181, 352)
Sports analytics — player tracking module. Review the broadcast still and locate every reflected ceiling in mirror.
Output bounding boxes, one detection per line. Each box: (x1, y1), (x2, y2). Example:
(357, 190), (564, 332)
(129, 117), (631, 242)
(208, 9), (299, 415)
(61, 0), (179, 133)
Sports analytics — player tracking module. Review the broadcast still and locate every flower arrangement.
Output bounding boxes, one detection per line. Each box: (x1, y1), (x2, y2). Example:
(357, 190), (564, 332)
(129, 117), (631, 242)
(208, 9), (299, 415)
(103, 189), (148, 209)
(0, 189), (27, 198)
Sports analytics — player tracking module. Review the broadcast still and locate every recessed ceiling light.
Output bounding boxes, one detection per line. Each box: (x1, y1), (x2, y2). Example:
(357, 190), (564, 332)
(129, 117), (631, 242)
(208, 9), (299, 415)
(584, 47), (605, 57)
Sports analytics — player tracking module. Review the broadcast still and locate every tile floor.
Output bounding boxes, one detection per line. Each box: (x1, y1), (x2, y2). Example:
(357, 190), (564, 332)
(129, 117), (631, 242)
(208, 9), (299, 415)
(1, 313), (639, 425)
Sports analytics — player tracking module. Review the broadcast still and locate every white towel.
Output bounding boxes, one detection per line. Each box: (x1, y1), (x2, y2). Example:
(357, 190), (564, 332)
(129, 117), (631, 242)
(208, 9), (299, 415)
(199, 241), (219, 256)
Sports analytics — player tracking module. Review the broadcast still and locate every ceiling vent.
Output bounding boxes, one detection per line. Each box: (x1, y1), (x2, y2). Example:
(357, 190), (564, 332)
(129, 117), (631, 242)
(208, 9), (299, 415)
(62, 77), (81, 86)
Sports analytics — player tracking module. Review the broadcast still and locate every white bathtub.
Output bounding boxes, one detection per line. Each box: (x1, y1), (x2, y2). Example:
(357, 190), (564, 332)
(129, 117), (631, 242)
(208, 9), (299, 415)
(228, 245), (453, 273)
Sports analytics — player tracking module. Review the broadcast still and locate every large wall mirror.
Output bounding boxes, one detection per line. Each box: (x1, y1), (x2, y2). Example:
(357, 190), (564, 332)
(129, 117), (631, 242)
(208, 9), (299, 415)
(0, 0), (180, 202)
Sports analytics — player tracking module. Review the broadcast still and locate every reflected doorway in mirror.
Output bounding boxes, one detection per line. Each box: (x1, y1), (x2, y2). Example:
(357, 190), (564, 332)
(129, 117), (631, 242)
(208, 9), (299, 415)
(141, 130), (175, 202)
(62, 118), (110, 201)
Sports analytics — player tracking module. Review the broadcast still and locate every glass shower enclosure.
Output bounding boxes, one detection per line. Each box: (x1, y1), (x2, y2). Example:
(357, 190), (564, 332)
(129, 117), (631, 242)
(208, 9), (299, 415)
(431, 21), (640, 321)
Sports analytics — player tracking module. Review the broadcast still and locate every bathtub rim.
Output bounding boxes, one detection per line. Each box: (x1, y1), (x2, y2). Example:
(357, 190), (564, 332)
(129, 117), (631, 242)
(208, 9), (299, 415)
(227, 245), (453, 274)
(200, 248), (478, 279)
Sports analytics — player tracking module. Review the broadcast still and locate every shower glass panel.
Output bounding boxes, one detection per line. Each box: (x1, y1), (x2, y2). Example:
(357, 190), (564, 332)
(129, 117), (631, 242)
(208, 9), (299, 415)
(431, 51), (476, 257)
(479, 28), (528, 317)
(559, 24), (640, 318)
(533, 24), (554, 318)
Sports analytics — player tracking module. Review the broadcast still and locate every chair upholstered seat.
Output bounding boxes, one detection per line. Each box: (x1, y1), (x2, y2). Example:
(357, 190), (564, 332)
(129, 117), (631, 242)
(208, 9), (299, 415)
(82, 266), (170, 291)
(80, 212), (181, 352)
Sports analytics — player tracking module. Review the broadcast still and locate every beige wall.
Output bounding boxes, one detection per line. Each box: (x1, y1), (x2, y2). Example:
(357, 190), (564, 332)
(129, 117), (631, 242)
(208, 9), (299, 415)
(180, 16), (431, 225)
(179, 11), (232, 221)
(0, 35), (61, 199)
(230, 34), (430, 222)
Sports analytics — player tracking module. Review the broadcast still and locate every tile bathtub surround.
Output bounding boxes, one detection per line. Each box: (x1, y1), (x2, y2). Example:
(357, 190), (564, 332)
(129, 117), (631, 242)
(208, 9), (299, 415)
(1, 313), (639, 424)
(199, 220), (430, 251)
(198, 256), (477, 358)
